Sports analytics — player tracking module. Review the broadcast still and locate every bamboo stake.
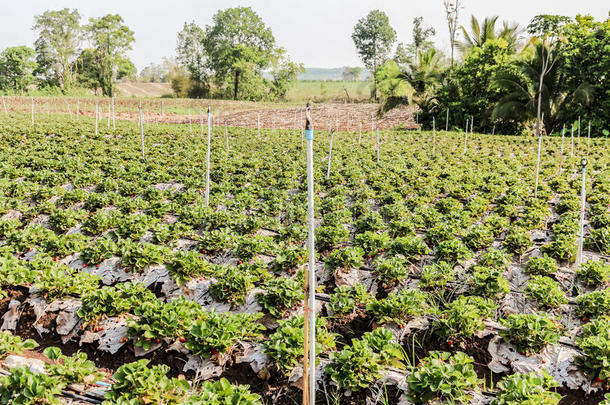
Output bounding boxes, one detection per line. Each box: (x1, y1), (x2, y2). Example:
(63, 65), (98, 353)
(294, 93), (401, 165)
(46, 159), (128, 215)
(205, 106), (211, 206)
(302, 103), (316, 405)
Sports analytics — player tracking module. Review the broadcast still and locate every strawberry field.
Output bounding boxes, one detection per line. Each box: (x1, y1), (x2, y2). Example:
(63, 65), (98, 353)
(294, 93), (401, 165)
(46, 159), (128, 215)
(0, 112), (609, 404)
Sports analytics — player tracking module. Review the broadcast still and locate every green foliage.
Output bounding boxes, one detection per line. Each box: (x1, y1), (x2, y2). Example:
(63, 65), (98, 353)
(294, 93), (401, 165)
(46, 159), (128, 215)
(186, 311), (264, 358)
(390, 236), (429, 260)
(492, 371), (562, 405)
(327, 283), (373, 315)
(78, 282), (157, 324)
(166, 250), (214, 285)
(499, 313), (562, 354)
(578, 260), (610, 286)
(406, 351), (481, 404)
(256, 276), (303, 317)
(0, 366), (63, 405)
(104, 359), (189, 404)
(325, 246), (364, 270)
(209, 265), (259, 306)
(420, 261), (455, 290)
(368, 289), (434, 325)
(577, 288), (610, 319)
(0, 46), (37, 92)
(525, 254), (559, 276)
(575, 316), (610, 381)
(34, 264), (100, 301)
(185, 378), (262, 405)
(525, 276), (567, 309)
(263, 316), (335, 373)
(504, 227), (532, 255)
(433, 295), (496, 340)
(436, 238), (472, 263)
(43, 347), (103, 385)
(0, 331), (38, 359)
(469, 265), (510, 299)
(373, 256), (409, 288)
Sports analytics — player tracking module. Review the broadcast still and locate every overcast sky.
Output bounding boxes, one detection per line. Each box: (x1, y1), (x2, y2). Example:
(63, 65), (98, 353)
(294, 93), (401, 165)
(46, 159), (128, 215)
(2, 1), (608, 71)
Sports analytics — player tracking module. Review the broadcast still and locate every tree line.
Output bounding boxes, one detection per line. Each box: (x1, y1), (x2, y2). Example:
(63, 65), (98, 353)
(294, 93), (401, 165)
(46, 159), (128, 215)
(352, 6), (609, 134)
(0, 9), (135, 97)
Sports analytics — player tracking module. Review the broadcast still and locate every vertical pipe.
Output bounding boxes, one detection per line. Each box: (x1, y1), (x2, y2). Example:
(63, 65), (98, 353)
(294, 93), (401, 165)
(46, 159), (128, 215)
(139, 101), (145, 159)
(576, 158), (587, 267)
(303, 104), (316, 405)
(326, 130), (334, 179)
(463, 118), (469, 154)
(205, 106), (211, 206)
(587, 121), (591, 156)
(534, 133), (542, 197)
(560, 124), (565, 154)
(445, 108), (449, 132)
(107, 103), (110, 128)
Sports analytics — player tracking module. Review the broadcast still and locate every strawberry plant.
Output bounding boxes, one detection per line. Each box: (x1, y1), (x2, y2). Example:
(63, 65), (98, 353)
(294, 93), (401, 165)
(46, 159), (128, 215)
(0, 253), (35, 289)
(119, 239), (170, 271)
(541, 234), (577, 262)
(325, 246), (364, 270)
(185, 378), (262, 404)
(406, 351), (480, 404)
(327, 283), (373, 314)
(493, 371), (562, 405)
(433, 295), (496, 340)
(104, 359), (189, 404)
(209, 266), (258, 306)
(499, 313), (562, 354)
(43, 347), (103, 386)
(48, 208), (87, 233)
(525, 276), (567, 309)
(503, 226), (532, 255)
(34, 265), (100, 301)
(389, 236), (429, 261)
(197, 227), (235, 253)
(419, 261), (455, 290)
(270, 245), (306, 272)
(256, 276), (304, 317)
(575, 316), (610, 381)
(577, 288), (610, 319)
(263, 315), (335, 373)
(166, 250), (214, 285)
(78, 282), (157, 324)
(435, 238), (471, 263)
(354, 231), (390, 256)
(462, 225), (495, 251)
(40, 233), (88, 257)
(315, 225), (350, 251)
(0, 366), (64, 405)
(186, 311), (264, 358)
(0, 331), (38, 359)
(587, 227), (610, 254)
(368, 289), (434, 325)
(80, 236), (118, 265)
(524, 254), (559, 276)
(373, 256), (409, 288)
(577, 260), (610, 286)
(469, 265), (510, 299)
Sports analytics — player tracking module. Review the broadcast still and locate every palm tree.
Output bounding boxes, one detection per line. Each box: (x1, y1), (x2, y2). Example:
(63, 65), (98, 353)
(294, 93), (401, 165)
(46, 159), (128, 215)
(378, 48), (443, 116)
(458, 16), (521, 54)
(491, 41), (593, 134)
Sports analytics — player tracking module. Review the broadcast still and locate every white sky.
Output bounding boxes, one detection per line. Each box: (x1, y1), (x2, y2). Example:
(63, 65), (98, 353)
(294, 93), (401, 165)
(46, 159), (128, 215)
(1, 0), (608, 71)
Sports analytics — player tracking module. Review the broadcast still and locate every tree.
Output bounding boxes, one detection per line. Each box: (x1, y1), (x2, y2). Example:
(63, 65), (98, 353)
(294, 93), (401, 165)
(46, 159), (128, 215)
(557, 15), (610, 134)
(0, 46), (37, 93)
(394, 17), (436, 65)
(351, 10), (396, 100)
(138, 57), (176, 83)
(204, 7), (277, 100)
(492, 41), (593, 135)
(176, 22), (209, 97)
(269, 58), (304, 100)
(342, 67), (363, 81)
(85, 14), (135, 97)
(443, 0), (462, 67)
(32, 8), (82, 90)
(458, 16), (521, 55)
(73, 48), (101, 93)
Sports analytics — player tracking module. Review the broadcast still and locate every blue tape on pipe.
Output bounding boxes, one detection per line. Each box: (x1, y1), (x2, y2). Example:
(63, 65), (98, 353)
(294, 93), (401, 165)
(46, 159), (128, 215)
(306, 129), (314, 140)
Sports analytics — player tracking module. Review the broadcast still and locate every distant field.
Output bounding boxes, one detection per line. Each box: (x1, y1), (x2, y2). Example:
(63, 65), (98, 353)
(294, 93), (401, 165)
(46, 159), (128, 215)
(285, 80), (373, 103)
(117, 81), (373, 103)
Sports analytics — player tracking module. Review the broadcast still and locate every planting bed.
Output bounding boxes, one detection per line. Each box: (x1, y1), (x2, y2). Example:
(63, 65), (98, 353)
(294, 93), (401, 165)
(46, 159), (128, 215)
(0, 113), (609, 404)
